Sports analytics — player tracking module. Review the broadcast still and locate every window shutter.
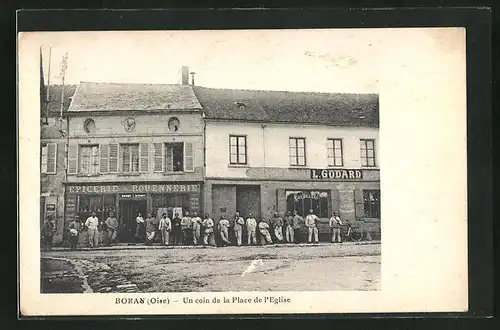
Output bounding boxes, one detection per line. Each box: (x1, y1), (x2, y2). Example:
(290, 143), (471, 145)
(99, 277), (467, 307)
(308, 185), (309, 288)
(139, 142), (149, 173)
(166, 145), (173, 172)
(153, 143), (164, 172)
(67, 143), (78, 174)
(46, 143), (57, 174)
(99, 144), (109, 173)
(108, 143), (118, 173)
(354, 189), (365, 218)
(184, 142), (194, 172)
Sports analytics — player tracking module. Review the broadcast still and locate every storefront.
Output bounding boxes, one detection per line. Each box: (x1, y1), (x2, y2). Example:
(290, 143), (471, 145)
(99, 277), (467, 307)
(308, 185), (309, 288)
(65, 182), (202, 242)
(206, 168), (380, 242)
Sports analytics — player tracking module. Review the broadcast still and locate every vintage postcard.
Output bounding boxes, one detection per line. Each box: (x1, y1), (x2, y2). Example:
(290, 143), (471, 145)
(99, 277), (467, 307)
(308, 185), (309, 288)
(18, 28), (467, 316)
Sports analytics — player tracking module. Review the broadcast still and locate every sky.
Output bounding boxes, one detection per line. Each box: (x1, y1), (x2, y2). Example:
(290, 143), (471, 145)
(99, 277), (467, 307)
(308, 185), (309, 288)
(38, 29), (386, 93)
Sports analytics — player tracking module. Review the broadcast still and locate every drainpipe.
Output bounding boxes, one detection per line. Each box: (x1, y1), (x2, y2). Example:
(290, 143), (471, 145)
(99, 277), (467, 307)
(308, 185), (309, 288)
(261, 124), (267, 167)
(202, 113), (207, 215)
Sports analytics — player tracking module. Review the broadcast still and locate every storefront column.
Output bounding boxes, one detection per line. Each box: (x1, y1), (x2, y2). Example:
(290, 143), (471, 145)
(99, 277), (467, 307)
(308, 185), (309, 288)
(338, 184), (356, 223)
(203, 181), (213, 217)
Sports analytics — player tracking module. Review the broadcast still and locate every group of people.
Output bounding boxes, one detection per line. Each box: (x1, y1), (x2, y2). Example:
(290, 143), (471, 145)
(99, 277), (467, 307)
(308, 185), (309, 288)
(40, 208), (345, 251)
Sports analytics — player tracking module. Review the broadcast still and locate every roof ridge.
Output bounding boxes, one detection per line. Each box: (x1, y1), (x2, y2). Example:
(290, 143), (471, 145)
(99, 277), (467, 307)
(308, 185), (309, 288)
(194, 85), (378, 96)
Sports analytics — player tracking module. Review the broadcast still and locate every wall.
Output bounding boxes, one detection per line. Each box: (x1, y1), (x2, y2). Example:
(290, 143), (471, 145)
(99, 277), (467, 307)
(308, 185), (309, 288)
(40, 118), (67, 245)
(67, 112), (204, 183)
(205, 121), (379, 179)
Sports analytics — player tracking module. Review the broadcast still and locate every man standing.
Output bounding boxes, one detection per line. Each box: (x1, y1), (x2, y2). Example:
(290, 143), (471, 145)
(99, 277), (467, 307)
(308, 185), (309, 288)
(67, 218), (80, 250)
(145, 213), (157, 246)
(158, 213), (171, 246)
(218, 215), (231, 247)
(246, 213), (257, 246)
(85, 211), (100, 248)
(258, 219), (273, 245)
(104, 211), (118, 246)
(180, 211), (192, 245)
(41, 216), (56, 251)
(233, 212), (245, 246)
(271, 212), (284, 243)
(329, 212), (343, 243)
(284, 211), (294, 243)
(191, 212), (203, 245)
(171, 212), (182, 246)
(305, 209), (319, 244)
(202, 213), (215, 246)
(292, 210), (303, 244)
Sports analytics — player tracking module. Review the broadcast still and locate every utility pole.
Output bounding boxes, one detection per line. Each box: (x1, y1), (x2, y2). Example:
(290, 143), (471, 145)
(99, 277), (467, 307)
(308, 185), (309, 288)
(60, 52), (68, 118)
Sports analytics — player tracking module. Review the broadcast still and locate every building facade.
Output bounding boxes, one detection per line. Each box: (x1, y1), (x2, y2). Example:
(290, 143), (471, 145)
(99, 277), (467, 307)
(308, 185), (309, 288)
(40, 84), (76, 245)
(40, 66), (380, 245)
(195, 86), (380, 241)
(63, 68), (204, 243)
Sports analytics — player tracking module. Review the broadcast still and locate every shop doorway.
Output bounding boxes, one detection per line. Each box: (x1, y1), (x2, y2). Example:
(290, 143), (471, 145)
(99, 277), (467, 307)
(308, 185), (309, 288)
(118, 200), (147, 242)
(236, 185), (261, 219)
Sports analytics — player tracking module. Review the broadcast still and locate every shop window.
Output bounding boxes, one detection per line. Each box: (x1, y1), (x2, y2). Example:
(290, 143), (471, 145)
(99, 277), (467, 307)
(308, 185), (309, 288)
(77, 194), (116, 222)
(289, 137), (306, 166)
(363, 190), (380, 218)
(229, 135), (247, 165)
(327, 138), (343, 167)
(79, 145), (99, 175)
(286, 190), (330, 218)
(121, 144), (140, 173)
(360, 139), (376, 167)
(152, 194), (190, 218)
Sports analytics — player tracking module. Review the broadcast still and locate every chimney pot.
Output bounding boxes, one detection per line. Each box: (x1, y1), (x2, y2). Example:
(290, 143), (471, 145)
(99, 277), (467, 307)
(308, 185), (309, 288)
(181, 66), (189, 85)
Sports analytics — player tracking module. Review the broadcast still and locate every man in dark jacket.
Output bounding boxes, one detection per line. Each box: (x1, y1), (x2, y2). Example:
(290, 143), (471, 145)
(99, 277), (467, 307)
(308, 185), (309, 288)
(41, 216), (56, 251)
(171, 213), (182, 246)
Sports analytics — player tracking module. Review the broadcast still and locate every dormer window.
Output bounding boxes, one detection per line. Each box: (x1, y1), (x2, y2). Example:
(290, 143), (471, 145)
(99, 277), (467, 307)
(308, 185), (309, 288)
(168, 117), (180, 132)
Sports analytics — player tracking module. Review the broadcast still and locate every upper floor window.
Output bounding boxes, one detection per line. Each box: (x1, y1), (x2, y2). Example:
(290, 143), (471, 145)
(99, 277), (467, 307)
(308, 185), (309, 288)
(166, 142), (184, 172)
(360, 139), (376, 167)
(327, 138), (343, 167)
(121, 144), (140, 173)
(79, 145), (99, 175)
(83, 118), (96, 134)
(229, 135), (247, 165)
(41, 142), (57, 174)
(289, 137), (306, 166)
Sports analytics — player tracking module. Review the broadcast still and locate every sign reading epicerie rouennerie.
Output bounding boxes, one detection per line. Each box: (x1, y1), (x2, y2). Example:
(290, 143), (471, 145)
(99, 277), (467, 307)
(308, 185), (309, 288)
(67, 184), (200, 194)
(310, 169), (363, 180)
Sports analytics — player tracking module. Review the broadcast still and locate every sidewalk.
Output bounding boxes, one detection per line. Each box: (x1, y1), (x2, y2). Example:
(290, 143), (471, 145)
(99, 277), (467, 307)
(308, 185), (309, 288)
(51, 240), (381, 252)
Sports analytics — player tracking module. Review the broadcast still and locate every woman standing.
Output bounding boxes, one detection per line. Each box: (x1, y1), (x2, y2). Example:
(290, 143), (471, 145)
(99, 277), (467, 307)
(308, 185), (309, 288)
(134, 212), (145, 243)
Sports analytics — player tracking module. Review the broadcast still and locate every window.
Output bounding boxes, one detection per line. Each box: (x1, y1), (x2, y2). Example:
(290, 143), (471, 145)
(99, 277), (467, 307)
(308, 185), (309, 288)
(41, 143), (57, 174)
(77, 194), (116, 223)
(289, 137), (306, 166)
(286, 190), (330, 218)
(79, 145), (99, 175)
(229, 135), (247, 165)
(363, 190), (380, 218)
(120, 144), (140, 173)
(83, 118), (96, 134)
(166, 142), (184, 172)
(152, 194), (190, 219)
(360, 139), (376, 167)
(327, 139), (343, 167)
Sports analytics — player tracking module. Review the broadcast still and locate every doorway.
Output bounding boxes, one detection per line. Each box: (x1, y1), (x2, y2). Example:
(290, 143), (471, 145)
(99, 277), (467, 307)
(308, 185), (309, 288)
(118, 200), (147, 242)
(236, 185), (261, 219)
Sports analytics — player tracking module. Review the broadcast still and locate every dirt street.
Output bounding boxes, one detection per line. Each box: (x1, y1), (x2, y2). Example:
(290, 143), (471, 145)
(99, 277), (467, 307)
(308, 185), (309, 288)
(42, 243), (381, 292)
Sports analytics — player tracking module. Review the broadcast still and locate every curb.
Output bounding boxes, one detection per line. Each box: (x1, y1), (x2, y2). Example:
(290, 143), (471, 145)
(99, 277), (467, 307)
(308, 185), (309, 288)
(49, 241), (381, 252)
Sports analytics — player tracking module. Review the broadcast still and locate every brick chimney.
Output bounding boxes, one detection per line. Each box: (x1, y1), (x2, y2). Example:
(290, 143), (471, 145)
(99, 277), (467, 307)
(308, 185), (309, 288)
(181, 66), (189, 85)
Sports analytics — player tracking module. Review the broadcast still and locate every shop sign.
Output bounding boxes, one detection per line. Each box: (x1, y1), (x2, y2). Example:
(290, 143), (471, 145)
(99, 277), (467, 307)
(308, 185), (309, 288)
(68, 184), (200, 194)
(120, 193), (146, 199)
(310, 169), (363, 180)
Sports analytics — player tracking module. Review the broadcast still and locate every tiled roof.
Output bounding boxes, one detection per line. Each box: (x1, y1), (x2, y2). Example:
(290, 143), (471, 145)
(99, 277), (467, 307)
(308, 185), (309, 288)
(68, 82), (202, 112)
(193, 86), (379, 127)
